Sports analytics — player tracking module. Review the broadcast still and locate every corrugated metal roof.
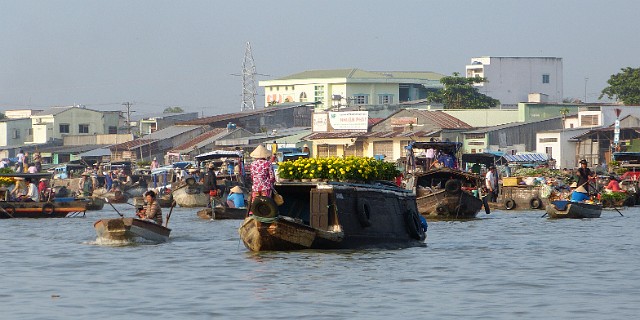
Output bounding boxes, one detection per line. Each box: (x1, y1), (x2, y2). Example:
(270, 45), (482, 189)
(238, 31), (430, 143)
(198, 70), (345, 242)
(169, 128), (227, 153)
(39, 144), (111, 154)
(305, 129), (440, 140)
(110, 139), (158, 151)
(466, 116), (563, 133)
(502, 153), (548, 162)
(146, 125), (204, 140)
(410, 110), (473, 129)
(178, 102), (317, 126)
(33, 106), (104, 116)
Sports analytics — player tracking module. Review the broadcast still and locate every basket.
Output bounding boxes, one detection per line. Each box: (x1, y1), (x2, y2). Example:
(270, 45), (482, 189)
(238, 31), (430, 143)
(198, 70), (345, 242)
(502, 177), (522, 187)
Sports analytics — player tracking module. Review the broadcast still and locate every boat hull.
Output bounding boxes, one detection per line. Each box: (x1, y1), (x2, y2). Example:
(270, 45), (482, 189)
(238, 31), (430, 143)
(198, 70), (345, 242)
(173, 185), (209, 208)
(238, 182), (426, 251)
(0, 200), (87, 219)
(94, 218), (171, 243)
(85, 197), (105, 210)
(197, 206), (247, 220)
(546, 201), (602, 219)
(417, 189), (483, 220)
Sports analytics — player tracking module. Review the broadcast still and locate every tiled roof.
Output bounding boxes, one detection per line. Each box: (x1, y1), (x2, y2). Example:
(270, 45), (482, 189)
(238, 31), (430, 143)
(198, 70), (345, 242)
(272, 69), (443, 81)
(110, 139), (158, 151)
(407, 110), (472, 129)
(305, 129), (440, 140)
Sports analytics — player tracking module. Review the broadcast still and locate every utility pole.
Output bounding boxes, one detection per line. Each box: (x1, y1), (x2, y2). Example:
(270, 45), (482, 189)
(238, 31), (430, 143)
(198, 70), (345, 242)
(122, 102), (132, 134)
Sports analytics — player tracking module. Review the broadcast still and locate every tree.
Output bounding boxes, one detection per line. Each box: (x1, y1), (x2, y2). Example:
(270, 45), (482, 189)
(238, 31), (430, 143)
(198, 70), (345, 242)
(600, 67), (640, 105)
(426, 73), (500, 109)
(163, 106), (184, 113)
(0, 112), (5, 120)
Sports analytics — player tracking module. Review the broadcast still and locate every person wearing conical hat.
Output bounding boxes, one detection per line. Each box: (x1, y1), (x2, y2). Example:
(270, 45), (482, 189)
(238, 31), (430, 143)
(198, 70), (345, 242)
(570, 184), (590, 203)
(249, 145), (276, 213)
(227, 186), (245, 208)
(576, 159), (595, 194)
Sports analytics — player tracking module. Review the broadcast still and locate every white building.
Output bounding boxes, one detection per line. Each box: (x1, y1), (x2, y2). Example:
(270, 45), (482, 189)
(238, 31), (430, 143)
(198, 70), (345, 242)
(259, 69), (443, 111)
(466, 57), (563, 107)
(536, 127), (590, 169)
(0, 118), (32, 147)
(29, 106), (121, 144)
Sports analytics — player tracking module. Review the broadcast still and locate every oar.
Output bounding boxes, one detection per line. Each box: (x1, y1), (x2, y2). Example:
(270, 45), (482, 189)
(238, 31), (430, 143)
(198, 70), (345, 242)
(540, 212), (547, 218)
(164, 201), (176, 228)
(612, 206), (624, 217)
(104, 198), (124, 218)
(0, 206), (15, 218)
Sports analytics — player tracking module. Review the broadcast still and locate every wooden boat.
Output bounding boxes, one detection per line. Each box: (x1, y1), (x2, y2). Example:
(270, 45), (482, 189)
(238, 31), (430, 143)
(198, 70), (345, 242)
(238, 181), (426, 251)
(0, 198), (88, 219)
(402, 141), (486, 220)
(410, 168), (485, 220)
(84, 196), (105, 210)
(94, 217), (171, 243)
(172, 178), (209, 207)
(545, 200), (602, 219)
(92, 187), (128, 203)
(197, 206), (247, 220)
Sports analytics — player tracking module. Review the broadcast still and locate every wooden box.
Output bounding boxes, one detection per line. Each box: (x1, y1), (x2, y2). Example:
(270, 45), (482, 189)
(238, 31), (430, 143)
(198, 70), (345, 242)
(502, 177), (522, 187)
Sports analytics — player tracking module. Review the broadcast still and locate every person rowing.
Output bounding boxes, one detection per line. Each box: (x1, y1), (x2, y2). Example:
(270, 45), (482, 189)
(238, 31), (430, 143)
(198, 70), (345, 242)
(136, 190), (163, 225)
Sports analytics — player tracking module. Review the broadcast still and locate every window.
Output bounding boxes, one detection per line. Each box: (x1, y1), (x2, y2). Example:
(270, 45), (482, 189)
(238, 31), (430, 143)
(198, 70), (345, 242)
(299, 92), (308, 102)
(378, 94), (393, 104)
(59, 124), (70, 134)
(468, 141), (485, 146)
(79, 124), (89, 134)
(466, 133), (485, 139)
(314, 85), (324, 103)
(108, 126), (117, 134)
(581, 115), (599, 126)
(353, 94), (369, 105)
(12, 129), (20, 139)
(539, 138), (558, 143)
(317, 144), (337, 158)
(542, 74), (550, 84)
(372, 141), (393, 160)
(344, 141), (364, 157)
(545, 147), (553, 156)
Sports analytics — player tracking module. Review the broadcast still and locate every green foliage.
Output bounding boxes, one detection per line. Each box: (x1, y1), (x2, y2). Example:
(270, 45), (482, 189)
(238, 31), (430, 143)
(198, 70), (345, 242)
(601, 192), (628, 202)
(427, 72), (500, 109)
(0, 112), (6, 119)
(600, 67), (640, 105)
(163, 106), (184, 113)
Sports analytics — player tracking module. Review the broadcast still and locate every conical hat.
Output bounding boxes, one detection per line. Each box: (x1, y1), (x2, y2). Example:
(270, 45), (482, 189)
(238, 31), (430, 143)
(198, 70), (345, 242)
(250, 145), (271, 159)
(575, 186), (588, 194)
(230, 186), (243, 193)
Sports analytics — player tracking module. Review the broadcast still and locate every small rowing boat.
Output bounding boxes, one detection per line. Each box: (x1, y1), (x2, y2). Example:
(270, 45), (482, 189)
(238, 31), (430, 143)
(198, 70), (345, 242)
(94, 218), (171, 243)
(546, 200), (602, 219)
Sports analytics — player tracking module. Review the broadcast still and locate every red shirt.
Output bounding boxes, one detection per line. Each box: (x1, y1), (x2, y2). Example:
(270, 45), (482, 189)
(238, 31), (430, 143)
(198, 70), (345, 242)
(606, 180), (621, 191)
(250, 159), (275, 192)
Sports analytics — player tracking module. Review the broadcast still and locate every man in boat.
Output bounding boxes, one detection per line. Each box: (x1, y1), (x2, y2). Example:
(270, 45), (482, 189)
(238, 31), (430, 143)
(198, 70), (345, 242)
(204, 163), (218, 208)
(24, 178), (39, 202)
(136, 190), (163, 225)
(485, 165), (499, 202)
(577, 159), (596, 194)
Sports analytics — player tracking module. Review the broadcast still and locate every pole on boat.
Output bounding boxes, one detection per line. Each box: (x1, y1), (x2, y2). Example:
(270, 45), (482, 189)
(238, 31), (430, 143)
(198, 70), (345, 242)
(165, 200), (176, 228)
(540, 212), (547, 218)
(104, 198), (124, 218)
(0, 205), (15, 218)
(612, 206), (624, 217)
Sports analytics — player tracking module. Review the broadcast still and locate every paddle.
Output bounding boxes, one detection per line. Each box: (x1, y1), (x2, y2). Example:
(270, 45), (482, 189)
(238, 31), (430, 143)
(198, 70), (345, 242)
(104, 198), (124, 218)
(612, 206), (624, 217)
(0, 206), (15, 218)
(164, 201), (176, 228)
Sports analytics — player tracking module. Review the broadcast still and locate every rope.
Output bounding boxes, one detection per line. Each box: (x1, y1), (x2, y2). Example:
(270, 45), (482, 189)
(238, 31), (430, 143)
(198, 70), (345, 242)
(250, 215), (277, 224)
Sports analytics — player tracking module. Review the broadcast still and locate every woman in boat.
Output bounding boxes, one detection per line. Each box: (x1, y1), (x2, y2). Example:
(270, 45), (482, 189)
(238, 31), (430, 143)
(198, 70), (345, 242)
(10, 177), (27, 201)
(249, 145), (275, 214)
(227, 186), (245, 208)
(24, 178), (39, 202)
(605, 175), (621, 192)
(136, 190), (163, 225)
(570, 185), (590, 202)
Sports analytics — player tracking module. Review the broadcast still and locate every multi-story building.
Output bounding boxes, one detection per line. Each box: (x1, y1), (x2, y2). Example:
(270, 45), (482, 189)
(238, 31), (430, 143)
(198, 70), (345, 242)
(259, 69), (443, 111)
(29, 106), (121, 143)
(465, 57), (563, 107)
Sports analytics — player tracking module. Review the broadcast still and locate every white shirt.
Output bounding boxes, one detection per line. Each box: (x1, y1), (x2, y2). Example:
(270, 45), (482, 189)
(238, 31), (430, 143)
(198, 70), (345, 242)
(27, 183), (39, 201)
(425, 148), (436, 159)
(485, 170), (498, 190)
(17, 152), (25, 163)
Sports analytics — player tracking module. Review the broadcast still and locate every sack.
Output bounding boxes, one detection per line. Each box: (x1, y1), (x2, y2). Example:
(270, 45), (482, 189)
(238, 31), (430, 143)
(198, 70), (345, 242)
(272, 189), (284, 206)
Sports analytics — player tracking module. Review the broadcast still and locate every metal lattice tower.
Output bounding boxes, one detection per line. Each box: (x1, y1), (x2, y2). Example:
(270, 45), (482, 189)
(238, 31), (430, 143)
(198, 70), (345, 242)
(241, 42), (257, 111)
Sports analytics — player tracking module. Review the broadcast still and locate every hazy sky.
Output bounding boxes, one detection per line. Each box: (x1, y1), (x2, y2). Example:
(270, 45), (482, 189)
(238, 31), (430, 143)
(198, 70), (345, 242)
(1, 0), (638, 117)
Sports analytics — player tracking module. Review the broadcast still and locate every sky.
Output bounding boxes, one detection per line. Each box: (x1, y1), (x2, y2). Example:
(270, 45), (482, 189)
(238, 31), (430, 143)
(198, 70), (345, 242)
(1, 0), (639, 118)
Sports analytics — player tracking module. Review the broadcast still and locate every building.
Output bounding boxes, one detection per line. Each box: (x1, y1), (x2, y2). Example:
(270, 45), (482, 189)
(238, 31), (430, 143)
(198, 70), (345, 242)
(259, 69), (443, 110)
(29, 106), (121, 143)
(138, 112), (199, 135)
(536, 127), (591, 169)
(465, 57), (563, 107)
(463, 117), (563, 154)
(0, 118), (33, 147)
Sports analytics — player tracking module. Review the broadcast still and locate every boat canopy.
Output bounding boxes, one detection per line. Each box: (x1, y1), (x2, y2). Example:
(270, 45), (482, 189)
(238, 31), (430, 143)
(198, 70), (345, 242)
(613, 152), (640, 162)
(195, 150), (244, 162)
(409, 141), (462, 153)
(461, 152), (506, 166)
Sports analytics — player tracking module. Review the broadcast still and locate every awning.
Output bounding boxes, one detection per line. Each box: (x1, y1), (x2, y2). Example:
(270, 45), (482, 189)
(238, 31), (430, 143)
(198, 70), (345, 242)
(77, 147), (112, 158)
(194, 150), (244, 162)
(502, 153), (548, 163)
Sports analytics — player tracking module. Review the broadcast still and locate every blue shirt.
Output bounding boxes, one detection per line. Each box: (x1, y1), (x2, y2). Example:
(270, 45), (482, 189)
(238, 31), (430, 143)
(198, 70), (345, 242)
(227, 193), (245, 208)
(570, 191), (590, 202)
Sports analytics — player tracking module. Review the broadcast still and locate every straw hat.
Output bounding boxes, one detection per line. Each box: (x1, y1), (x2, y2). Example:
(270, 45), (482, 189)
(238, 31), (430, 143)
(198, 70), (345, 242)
(579, 159), (588, 165)
(208, 163), (215, 169)
(575, 186), (588, 194)
(250, 145), (271, 159)
(230, 186), (243, 193)
(14, 177), (24, 181)
(303, 144), (309, 148)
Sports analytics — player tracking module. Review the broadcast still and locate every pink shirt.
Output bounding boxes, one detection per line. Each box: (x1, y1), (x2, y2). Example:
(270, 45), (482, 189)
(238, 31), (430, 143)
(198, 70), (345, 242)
(250, 159), (275, 192)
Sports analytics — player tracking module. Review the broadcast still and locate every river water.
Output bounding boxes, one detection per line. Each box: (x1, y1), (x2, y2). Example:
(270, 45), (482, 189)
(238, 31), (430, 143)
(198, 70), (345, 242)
(2, 204), (639, 319)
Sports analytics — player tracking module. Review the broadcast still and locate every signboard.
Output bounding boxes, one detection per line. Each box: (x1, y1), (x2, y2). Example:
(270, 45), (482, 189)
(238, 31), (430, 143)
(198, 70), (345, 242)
(312, 113), (328, 132)
(614, 119), (620, 144)
(328, 111), (368, 132)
